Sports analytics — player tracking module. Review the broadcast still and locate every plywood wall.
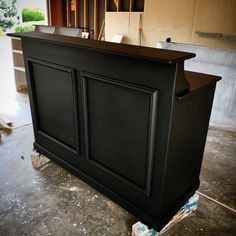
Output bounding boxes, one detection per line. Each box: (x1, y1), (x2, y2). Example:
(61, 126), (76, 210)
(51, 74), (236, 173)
(105, 12), (141, 44)
(105, 0), (236, 49)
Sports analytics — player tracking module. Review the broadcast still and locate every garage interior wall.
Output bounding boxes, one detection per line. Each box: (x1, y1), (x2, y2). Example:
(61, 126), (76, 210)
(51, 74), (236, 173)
(47, 0), (236, 131)
(105, 0), (236, 131)
(105, 0), (236, 49)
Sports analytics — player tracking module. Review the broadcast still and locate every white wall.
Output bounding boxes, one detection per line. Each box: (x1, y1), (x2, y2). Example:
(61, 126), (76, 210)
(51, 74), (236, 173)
(158, 42), (236, 132)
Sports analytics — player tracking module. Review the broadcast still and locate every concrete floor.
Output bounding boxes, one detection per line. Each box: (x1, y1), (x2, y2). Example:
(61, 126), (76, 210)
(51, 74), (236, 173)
(0, 37), (236, 236)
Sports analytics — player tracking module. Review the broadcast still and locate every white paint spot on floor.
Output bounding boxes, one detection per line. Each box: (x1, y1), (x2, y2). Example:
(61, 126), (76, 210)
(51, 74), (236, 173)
(69, 187), (79, 192)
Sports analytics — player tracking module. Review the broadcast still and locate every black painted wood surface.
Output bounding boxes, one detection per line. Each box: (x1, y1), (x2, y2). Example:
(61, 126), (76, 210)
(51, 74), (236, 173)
(8, 31), (221, 231)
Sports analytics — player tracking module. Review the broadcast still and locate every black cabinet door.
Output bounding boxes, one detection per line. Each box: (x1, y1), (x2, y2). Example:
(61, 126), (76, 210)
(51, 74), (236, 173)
(76, 71), (160, 217)
(28, 58), (80, 166)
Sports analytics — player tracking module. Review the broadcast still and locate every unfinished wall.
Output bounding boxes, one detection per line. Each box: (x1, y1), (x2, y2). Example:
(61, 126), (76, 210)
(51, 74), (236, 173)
(105, 0), (236, 49)
(105, 0), (236, 131)
(159, 42), (236, 131)
(77, 0), (105, 35)
(105, 12), (141, 44)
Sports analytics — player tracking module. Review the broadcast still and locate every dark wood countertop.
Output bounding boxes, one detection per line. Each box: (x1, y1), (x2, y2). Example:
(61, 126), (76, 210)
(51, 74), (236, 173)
(7, 32), (195, 64)
(185, 71), (221, 91)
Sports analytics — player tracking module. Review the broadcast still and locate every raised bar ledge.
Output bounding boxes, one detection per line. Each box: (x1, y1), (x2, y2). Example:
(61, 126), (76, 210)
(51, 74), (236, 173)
(7, 31), (196, 64)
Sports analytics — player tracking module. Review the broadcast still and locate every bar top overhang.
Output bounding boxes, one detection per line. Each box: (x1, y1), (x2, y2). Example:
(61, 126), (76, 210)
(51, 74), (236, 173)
(8, 31), (196, 64)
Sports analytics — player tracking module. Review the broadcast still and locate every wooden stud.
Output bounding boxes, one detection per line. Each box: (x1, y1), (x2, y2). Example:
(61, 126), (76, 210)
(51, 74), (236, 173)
(138, 13), (142, 46)
(117, 0), (121, 11)
(49, 0), (64, 26)
(94, 0), (99, 40)
(84, 0), (89, 31)
(105, 0), (109, 11)
(71, 0), (76, 11)
(74, 0), (79, 27)
(66, 0), (71, 27)
(46, 0), (51, 25)
(113, 0), (121, 11)
(130, 0), (134, 12)
(98, 19), (105, 40)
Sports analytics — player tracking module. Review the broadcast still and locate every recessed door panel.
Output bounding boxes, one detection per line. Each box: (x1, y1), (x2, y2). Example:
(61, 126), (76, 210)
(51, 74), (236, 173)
(28, 59), (79, 155)
(82, 72), (158, 196)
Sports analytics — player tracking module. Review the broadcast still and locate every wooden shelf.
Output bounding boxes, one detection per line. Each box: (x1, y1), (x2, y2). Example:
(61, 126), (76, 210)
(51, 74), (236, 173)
(14, 66), (25, 72)
(12, 37), (22, 51)
(10, 37), (27, 92)
(13, 49), (23, 54)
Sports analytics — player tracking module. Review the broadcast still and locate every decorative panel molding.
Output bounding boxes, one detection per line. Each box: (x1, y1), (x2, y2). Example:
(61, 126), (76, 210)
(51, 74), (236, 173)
(28, 58), (80, 155)
(81, 71), (158, 196)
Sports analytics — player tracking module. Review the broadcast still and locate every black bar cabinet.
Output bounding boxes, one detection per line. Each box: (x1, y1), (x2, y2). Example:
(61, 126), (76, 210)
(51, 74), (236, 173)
(8, 30), (221, 231)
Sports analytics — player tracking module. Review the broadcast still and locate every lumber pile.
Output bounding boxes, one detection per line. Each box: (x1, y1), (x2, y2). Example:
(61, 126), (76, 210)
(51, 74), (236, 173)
(0, 115), (13, 138)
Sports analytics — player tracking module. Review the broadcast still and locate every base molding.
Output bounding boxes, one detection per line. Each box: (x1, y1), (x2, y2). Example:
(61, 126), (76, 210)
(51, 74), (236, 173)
(34, 142), (199, 231)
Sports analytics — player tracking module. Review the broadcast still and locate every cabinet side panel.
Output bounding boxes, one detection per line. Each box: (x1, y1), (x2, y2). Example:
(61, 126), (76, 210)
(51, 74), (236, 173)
(161, 84), (216, 217)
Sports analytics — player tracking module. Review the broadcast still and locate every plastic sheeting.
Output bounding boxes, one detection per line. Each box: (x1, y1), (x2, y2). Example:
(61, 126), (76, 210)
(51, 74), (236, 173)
(156, 42), (236, 132)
